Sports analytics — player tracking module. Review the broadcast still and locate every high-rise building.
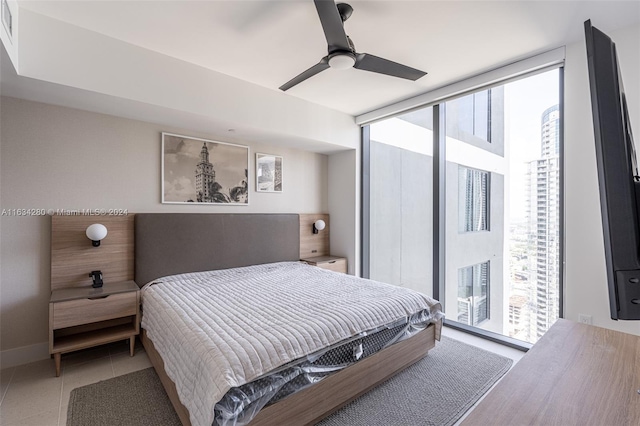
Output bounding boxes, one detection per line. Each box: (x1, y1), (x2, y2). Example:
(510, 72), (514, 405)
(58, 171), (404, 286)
(195, 143), (215, 202)
(526, 105), (560, 340)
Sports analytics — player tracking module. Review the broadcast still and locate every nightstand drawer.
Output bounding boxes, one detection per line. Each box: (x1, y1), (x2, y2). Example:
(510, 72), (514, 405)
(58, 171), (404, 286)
(317, 259), (347, 273)
(301, 256), (348, 274)
(52, 292), (137, 329)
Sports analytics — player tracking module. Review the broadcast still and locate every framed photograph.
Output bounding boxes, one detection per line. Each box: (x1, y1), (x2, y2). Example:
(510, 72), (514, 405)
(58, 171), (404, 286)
(256, 153), (283, 192)
(162, 133), (249, 204)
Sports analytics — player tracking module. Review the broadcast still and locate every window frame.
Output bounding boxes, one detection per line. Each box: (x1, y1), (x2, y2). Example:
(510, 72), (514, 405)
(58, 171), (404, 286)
(361, 64), (564, 352)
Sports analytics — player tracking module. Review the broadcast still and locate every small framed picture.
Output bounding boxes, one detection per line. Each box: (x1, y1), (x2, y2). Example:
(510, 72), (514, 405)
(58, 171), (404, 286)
(256, 153), (283, 192)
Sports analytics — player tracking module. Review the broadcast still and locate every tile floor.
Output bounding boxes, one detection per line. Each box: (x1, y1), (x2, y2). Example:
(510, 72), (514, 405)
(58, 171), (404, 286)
(0, 340), (151, 426)
(0, 328), (524, 426)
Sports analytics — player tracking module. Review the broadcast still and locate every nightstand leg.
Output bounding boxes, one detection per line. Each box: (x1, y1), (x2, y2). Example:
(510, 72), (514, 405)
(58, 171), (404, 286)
(129, 336), (135, 357)
(54, 353), (61, 377)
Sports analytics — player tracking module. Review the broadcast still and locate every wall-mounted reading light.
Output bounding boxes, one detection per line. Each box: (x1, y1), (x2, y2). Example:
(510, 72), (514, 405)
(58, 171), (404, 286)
(313, 219), (326, 234)
(86, 224), (108, 247)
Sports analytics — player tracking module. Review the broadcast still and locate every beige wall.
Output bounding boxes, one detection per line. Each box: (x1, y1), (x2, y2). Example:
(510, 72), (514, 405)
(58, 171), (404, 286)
(328, 149), (359, 276)
(0, 96), (328, 360)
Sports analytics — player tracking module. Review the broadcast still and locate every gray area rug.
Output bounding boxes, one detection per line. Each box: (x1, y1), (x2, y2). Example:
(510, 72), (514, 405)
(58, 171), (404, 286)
(317, 337), (513, 426)
(67, 367), (180, 426)
(67, 336), (512, 426)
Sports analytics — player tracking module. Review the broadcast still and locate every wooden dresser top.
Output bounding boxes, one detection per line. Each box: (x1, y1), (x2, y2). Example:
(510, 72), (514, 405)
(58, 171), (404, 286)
(462, 319), (640, 425)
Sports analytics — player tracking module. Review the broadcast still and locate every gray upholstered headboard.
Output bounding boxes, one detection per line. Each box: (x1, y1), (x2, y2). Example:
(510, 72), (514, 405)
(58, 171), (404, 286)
(135, 213), (300, 286)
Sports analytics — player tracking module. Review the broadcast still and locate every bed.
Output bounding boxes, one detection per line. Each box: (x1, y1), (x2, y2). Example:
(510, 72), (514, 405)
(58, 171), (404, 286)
(135, 213), (443, 426)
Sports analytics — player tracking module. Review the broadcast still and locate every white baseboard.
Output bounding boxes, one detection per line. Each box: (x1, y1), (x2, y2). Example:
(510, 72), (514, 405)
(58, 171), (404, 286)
(0, 342), (49, 369)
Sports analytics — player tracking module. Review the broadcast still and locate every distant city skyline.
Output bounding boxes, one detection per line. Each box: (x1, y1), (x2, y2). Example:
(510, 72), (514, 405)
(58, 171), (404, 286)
(506, 71), (560, 222)
(527, 104), (560, 341)
(507, 91), (561, 343)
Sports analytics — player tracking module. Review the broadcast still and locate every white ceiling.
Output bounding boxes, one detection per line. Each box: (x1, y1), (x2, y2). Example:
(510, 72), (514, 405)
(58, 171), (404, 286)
(17, 0), (640, 116)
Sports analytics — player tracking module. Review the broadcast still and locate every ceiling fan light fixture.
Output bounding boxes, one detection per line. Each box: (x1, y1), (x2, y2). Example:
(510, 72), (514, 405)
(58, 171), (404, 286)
(278, 1), (427, 91)
(328, 53), (356, 70)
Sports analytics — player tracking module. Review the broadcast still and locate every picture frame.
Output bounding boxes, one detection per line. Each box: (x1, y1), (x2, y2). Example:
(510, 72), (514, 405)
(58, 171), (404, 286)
(256, 153), (283, 193)
(162, 132), (249, 205)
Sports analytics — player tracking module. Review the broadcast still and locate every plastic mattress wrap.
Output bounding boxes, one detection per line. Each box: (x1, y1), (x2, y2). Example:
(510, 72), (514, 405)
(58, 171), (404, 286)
(213, 309), (437, 426)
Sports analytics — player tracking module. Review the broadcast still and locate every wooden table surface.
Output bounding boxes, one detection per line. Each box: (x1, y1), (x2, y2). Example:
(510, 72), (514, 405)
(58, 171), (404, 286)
(462, 319), (640, 426)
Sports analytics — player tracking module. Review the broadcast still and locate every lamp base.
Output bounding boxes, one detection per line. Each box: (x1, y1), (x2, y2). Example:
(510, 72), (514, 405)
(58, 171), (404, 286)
(89, 270), (103, 288)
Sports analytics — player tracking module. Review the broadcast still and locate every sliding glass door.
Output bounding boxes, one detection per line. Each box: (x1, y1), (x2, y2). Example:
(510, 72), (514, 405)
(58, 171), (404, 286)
(363, 69), (562, 345)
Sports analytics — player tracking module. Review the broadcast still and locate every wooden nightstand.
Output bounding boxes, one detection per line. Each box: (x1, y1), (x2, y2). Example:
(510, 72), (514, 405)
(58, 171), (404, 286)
(49, 280), (140, 376)
(301, 255), (348, 274)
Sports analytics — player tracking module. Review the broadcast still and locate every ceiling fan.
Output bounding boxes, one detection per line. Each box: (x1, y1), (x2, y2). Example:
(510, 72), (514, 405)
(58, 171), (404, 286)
(279, 0), (427, 91)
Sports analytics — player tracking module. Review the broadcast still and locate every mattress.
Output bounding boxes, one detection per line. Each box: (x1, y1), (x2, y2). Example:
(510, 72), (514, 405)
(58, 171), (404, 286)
(141, 261), (443, 426)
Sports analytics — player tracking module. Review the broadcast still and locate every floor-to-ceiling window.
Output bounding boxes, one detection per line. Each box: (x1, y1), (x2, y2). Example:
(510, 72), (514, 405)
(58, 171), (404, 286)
(365, 107), (433, 297)
(443, 85), (507, 337)
(504, 71), (561, 343)
(363, 68), (562, 346)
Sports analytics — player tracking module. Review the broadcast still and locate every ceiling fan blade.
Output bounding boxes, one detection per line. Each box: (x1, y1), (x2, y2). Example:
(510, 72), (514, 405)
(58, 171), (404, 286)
(354, 53), (427, 81)
(279, 58), (330, 91)
(314, 0), (351, 52)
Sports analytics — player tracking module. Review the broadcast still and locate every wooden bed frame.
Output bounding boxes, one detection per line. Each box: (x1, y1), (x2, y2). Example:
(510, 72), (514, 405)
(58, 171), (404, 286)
(142, 324), (437, 426)
(133, 213), (440, 425)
